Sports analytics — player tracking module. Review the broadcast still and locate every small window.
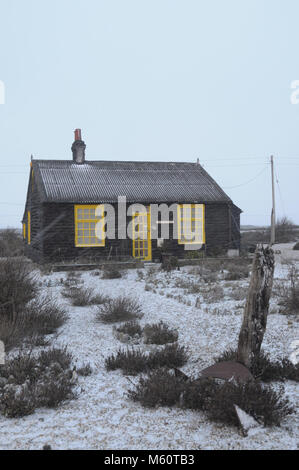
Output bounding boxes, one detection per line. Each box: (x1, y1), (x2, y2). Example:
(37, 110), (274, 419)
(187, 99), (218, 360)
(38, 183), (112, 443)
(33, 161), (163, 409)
(22, 223), (26, 240)
(177, 204), (205, 244)
(74, 205), (105, 247)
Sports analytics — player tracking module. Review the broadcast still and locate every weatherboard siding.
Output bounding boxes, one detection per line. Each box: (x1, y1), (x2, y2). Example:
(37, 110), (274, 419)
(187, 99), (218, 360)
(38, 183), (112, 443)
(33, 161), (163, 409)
(25, 201), (237, 263)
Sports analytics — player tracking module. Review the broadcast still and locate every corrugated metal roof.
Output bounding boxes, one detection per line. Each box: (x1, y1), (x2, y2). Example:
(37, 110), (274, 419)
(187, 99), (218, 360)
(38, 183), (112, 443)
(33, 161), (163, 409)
(32, 159), (232, 204)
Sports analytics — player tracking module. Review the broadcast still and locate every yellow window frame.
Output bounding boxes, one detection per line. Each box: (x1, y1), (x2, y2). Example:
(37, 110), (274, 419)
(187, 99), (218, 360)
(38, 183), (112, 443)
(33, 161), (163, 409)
(74, 205), (105, 247)
(177, 204), (205, 244)
(23, 223), (26, 240)
(132, 207), (152, 261)
(28, 211), (31, 245)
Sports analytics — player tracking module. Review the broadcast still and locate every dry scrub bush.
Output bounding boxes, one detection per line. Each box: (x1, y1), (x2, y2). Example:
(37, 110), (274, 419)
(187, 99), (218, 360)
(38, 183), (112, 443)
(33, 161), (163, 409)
(97, 296), (143, 323)
(62, 286), (109, 306)
(105, 343), (188, 375)
(214, 349), (299, 382)
(0, 348), (75, 418)
(0, 229), (24, 258)
(143, 321), (179, 345)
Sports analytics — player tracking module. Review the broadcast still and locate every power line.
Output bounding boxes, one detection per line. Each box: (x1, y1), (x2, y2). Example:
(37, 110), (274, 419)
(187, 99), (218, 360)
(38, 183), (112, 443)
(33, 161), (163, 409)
(222, 166), (268, 189)
(275, 168), (286, 217)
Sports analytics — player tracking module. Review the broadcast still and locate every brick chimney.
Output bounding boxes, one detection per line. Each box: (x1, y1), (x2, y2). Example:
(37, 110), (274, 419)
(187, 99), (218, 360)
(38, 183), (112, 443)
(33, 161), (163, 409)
(71, 129), (86, 164)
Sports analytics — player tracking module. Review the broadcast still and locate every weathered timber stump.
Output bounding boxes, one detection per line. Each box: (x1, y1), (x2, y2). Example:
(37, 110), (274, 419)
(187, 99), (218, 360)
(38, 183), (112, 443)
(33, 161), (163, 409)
(237, 245), (275, 368)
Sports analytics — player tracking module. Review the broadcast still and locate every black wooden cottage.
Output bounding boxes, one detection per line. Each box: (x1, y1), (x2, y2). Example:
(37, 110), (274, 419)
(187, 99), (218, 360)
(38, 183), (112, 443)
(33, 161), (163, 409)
(22, 130), (241, 263)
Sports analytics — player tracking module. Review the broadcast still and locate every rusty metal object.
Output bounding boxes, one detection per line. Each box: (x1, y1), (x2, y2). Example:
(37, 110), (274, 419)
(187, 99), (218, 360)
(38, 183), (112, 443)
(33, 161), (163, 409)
(199, 361), (254, 382)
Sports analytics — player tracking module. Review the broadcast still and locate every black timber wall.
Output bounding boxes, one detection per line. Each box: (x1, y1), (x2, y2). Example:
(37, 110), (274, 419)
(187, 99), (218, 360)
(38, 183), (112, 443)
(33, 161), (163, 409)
(35, 201), (238, 263)
(230, 204), (241, 250)
(24, 170), (44, 262)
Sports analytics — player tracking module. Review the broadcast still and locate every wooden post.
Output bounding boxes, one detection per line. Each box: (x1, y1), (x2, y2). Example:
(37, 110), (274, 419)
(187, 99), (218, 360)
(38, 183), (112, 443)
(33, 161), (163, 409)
(270, 155), (276, 245)
(237, 245), (275, 368)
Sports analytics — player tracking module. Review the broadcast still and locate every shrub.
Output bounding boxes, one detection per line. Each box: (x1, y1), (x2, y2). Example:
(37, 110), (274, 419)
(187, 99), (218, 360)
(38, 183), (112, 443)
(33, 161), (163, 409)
(0, 296), (68, 352)
(115, 321), (142, 337)
(127, 370), (293, 428)
(143, 321), (178, 345)
(224, 263), (249, 281)
(0, 383), (37, 418)
(35, 368), (74, 408)
(62, 286), (109, 306)
(0, 258), (38, 315)
(0, 352), (39, 385)
(102, 266), (123, 279)
(0, 229), (24, 258)
(136, 270), (144, 281)
(150, 343), (189, 369)
(186, 282), (201, 294)
(275, 217), (296, 243)
(201, 272), (218, 284)
(214, 349), (299, 382)
(97, 296), (143, 323)
(23, 296), (68, 336)
(161, 256), (178, 272)
(38, 347), (73, 371)
(105, 343), (188, 375)
(182, 377), (219, 411)
(76, 363), (93, 376)
(279, 264), (299, 315)
(185, 251), (202, 260)
(293, 242), (299, 251)
(0, 312), (24, 352)
(207, 246), (226, 257)
(201, 285), (224, 304)
(0, 348), (75, 418)
(206, 380), (293, 427)
(105, 348), (149, 375)
(128, 369), (186, 407)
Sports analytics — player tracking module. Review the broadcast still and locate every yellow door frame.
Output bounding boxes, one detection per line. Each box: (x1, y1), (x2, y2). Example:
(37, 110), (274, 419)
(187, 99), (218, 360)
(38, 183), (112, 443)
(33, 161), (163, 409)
(132, 207), (152, 261)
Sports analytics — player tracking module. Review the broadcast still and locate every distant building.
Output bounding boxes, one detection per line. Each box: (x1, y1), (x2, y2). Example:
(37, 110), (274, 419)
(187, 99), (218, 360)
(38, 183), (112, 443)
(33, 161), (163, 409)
(22, 130), (241, 263)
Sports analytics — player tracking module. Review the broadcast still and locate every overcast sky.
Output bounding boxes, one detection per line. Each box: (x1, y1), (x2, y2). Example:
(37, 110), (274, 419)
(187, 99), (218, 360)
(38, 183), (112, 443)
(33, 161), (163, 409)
(0, 0), (299, 228)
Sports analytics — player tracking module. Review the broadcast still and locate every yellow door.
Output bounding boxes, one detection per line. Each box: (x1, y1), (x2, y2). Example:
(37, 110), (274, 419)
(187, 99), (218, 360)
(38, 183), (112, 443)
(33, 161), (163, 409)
(132, 207), (152, 261)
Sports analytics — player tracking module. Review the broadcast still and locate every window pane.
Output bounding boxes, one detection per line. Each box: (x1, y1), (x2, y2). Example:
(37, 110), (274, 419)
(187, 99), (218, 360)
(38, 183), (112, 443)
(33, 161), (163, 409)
(195, 205), (203, 218)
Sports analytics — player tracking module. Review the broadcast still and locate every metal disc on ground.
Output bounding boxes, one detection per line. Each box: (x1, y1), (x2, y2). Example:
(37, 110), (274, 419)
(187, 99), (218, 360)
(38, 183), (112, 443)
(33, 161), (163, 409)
(199, 361), (254, 382)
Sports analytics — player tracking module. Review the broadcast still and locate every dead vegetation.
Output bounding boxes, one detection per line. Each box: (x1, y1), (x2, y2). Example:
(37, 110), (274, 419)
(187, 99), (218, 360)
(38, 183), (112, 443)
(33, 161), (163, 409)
(143, 321), (179, 345)
(128, 371), (293, 428)
(105, 343), (188, 375)
(102, 265), (123, 279)
(214, 348), (299, 382)
(62, 286), (109, 306)
(97, 296), (143, 323)
(0, 348), (75, 418)
(0, 229), (24, 258)
(0, 259), (68, 352)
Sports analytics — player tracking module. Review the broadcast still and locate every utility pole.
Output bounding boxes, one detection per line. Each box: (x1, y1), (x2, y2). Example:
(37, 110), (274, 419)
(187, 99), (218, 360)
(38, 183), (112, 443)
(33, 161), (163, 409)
(270, 155), (276, 245)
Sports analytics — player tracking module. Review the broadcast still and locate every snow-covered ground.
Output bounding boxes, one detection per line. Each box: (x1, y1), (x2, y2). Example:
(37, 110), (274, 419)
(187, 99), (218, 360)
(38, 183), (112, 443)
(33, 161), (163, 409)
(0, 251), (298, 450)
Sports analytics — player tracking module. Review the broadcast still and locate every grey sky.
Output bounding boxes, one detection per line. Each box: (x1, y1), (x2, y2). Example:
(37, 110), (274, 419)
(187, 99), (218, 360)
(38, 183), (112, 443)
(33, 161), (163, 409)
(0, 0), (298, 228)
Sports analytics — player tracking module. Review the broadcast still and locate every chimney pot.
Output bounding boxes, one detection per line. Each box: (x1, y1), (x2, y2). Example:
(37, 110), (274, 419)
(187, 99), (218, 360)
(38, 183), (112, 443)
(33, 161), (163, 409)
(74, 128), (82, 141)
(72, 129), (86, 164)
